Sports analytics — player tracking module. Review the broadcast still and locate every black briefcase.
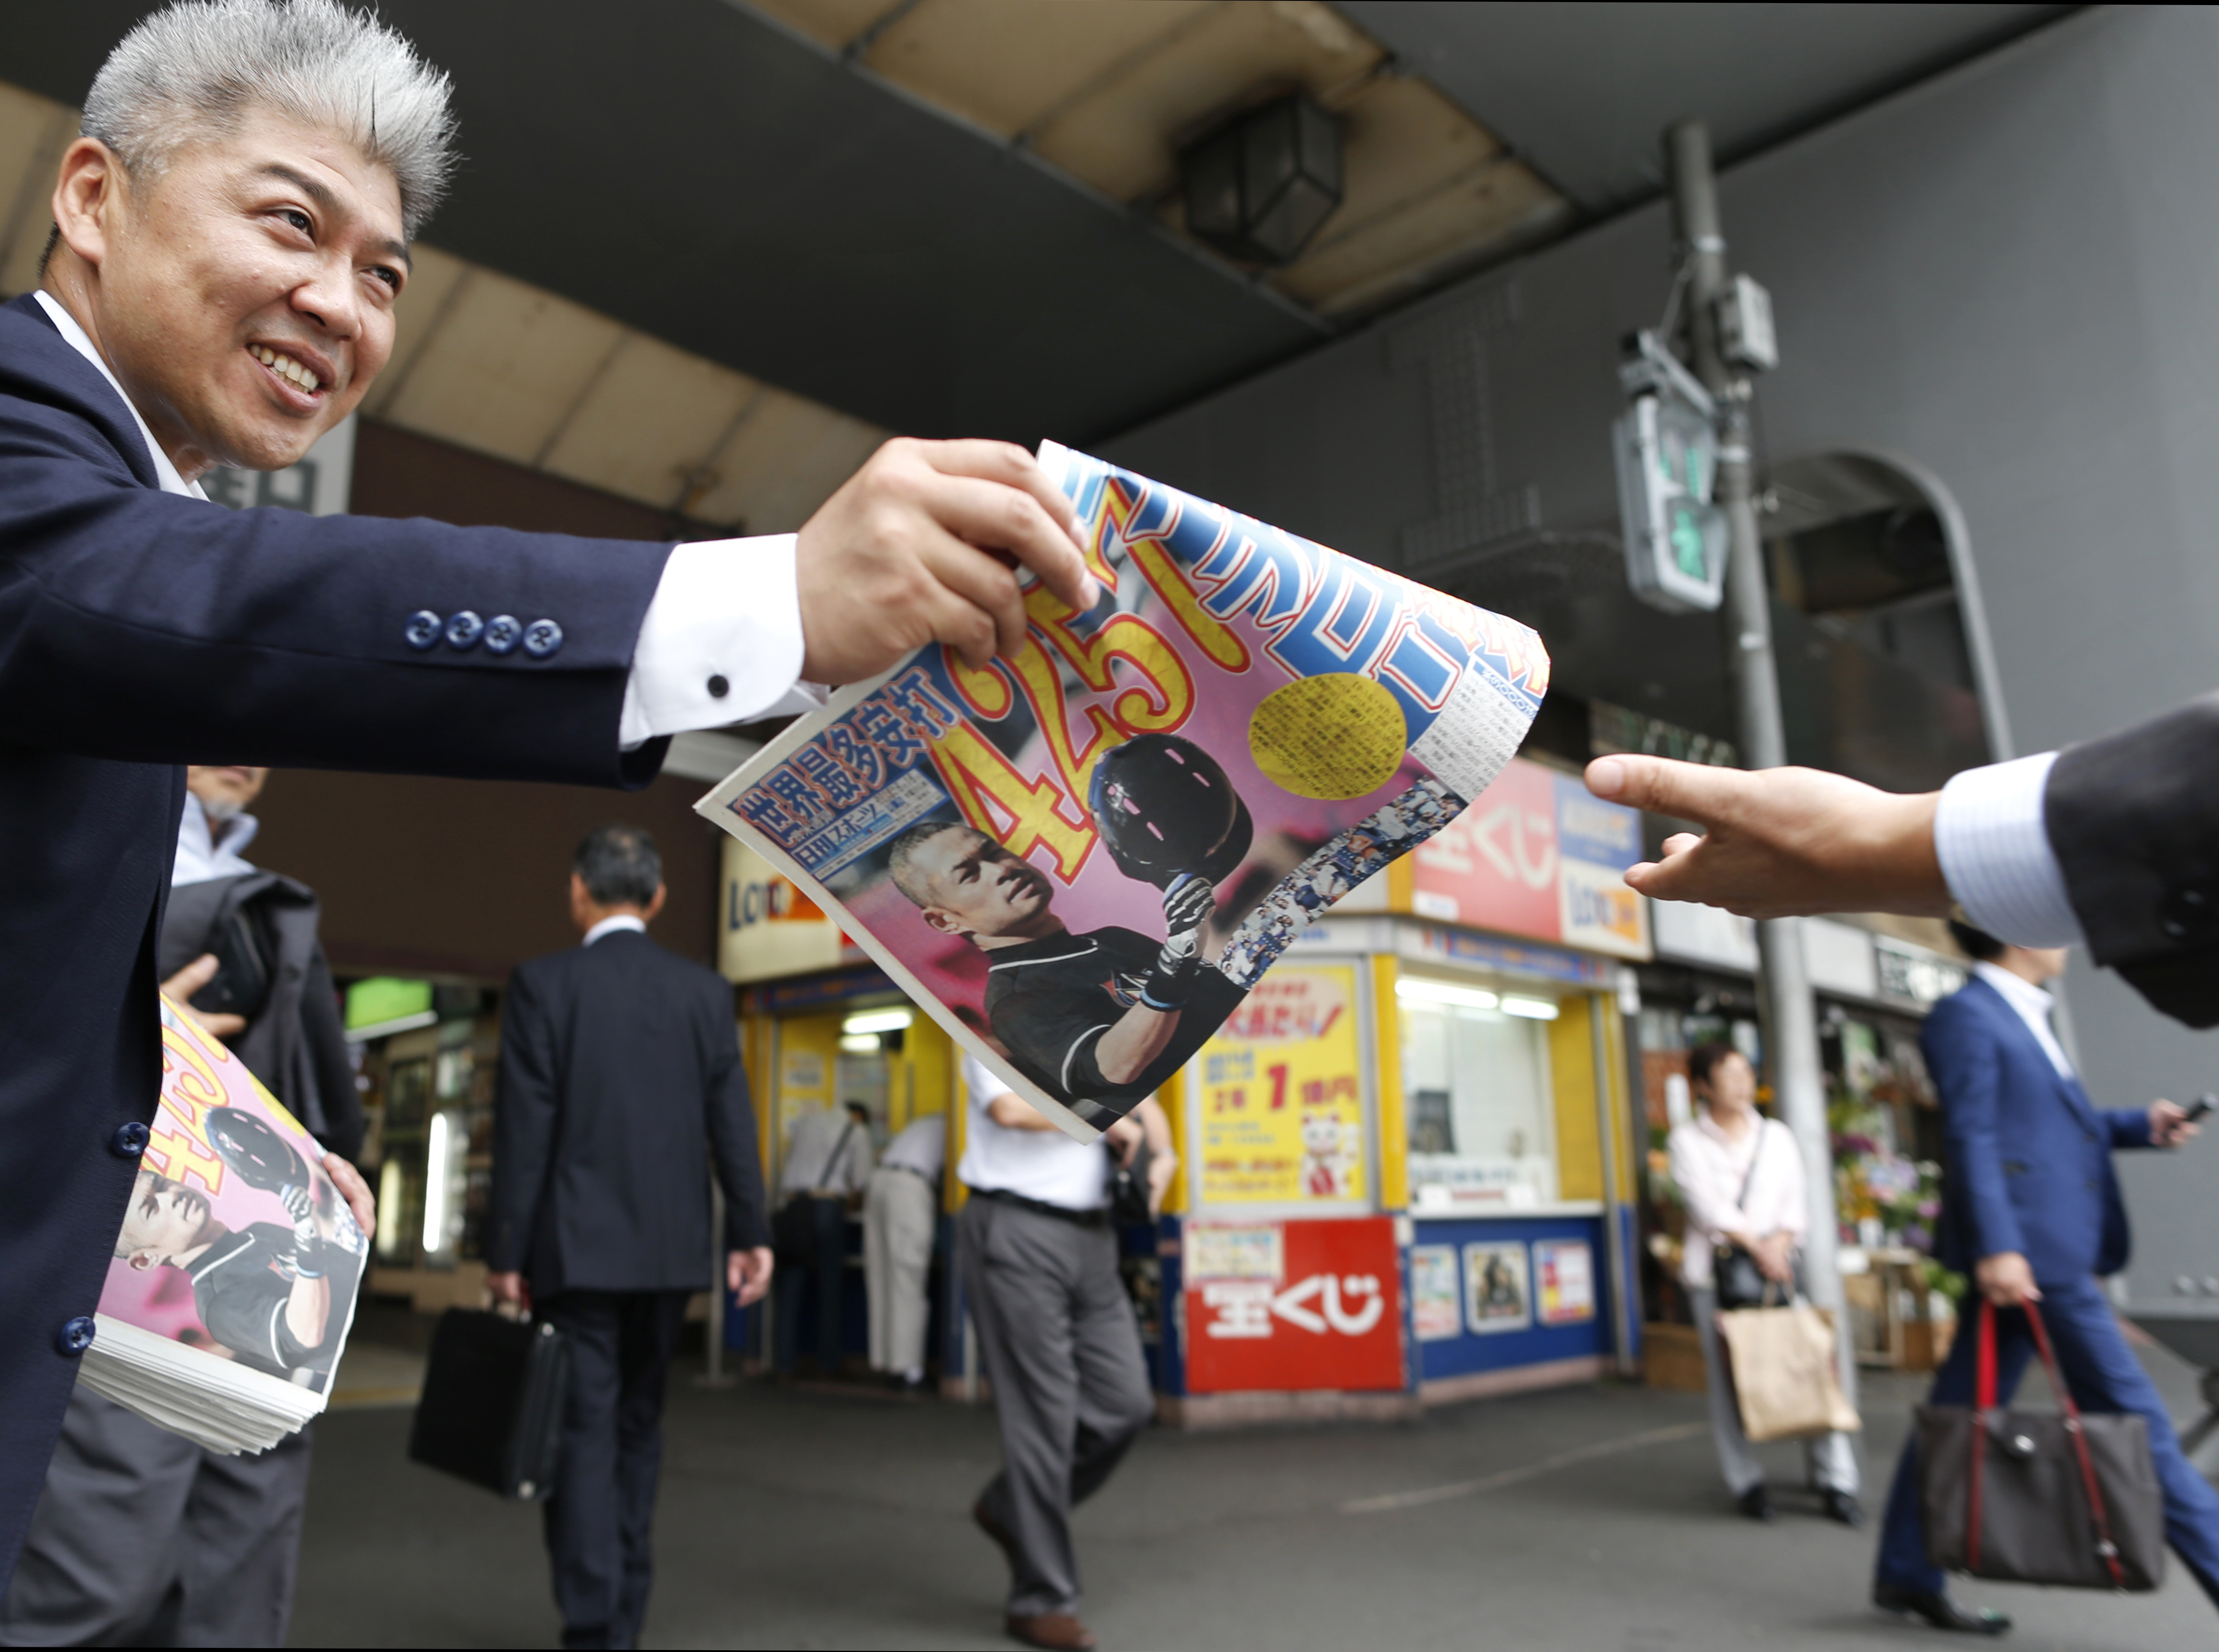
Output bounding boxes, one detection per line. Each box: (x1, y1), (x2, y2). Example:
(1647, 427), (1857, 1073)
(1918, 1300), (2164, 1591)
(407, 1308), (570, 1501)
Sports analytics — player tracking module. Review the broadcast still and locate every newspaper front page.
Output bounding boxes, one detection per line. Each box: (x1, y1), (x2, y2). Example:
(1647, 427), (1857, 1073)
(698, 444), (1549, 1138)
(80, 997), (370, 1453)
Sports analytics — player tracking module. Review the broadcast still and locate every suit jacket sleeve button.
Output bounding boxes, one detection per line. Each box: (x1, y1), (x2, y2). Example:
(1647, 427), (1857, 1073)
(483, 614), (522, 655)
(56, 1316), (96, 1357)
(522, 619), (564, 658)
(404, 609), (443, 650)
(110, 1121), (150, 1158)
(2159, 886), (2213, 942)
(445, 610), (485, 649)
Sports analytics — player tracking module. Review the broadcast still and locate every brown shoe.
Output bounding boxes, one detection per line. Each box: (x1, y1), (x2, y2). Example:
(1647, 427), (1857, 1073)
(973, 1496), (1019, 1569)
(1006, 1612), (1096, 1650)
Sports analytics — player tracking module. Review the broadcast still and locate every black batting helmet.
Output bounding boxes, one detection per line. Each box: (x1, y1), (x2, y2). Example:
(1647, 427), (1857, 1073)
(205, 1105), (308, 1194)
(1088, 734), (1253, 888)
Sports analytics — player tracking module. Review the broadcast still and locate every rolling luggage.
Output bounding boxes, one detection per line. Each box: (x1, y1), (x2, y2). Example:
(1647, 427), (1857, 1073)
(1918, 1299), (2164, 1591)
(407, 1307), (570, 1500)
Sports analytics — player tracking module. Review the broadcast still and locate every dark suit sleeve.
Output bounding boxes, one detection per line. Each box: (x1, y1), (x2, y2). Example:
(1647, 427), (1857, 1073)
(487, 965), (560, 1276)
(2104, 1108), (2156, 1150)
(1925, 1003), (2028, 1263)
(703, 982), (769, 1251)
(2046, 691), (2219, 1027)
(0, 332), (672, 787)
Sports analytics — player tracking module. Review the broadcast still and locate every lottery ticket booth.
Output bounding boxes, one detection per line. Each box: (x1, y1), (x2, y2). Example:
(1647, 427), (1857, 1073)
(1152, 754), (1649, 1424)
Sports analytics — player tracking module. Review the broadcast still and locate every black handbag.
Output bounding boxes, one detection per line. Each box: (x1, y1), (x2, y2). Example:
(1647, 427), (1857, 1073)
(1712, 1120), (1803, 1310)
(1918, 1299), (2165, 1591)
(1108, 1135), (1154, 1228)
(408, 1308), (571, 1501)
(773, 1120), (857, 1269)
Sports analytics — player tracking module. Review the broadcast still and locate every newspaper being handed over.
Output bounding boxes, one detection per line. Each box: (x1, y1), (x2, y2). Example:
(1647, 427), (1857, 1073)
(698, 444), (1549, 1136)
(80, 996), (369, 1453)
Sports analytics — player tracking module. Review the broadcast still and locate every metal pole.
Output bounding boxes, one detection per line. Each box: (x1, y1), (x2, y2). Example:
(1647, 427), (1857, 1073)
(1590, 991), (1635, 1376)
(1664, 123), (1854, 1406)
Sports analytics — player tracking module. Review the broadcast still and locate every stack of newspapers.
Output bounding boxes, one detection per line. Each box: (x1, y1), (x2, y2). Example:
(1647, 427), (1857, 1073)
(79, 997), (368, 1454)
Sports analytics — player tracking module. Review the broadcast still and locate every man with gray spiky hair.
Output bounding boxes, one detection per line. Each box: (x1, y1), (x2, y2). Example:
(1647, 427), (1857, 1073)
(0, 0), (1100, 1616)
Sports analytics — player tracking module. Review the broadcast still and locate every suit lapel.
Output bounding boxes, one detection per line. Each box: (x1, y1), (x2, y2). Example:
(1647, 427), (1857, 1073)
(1971, 977), (2098, 1130)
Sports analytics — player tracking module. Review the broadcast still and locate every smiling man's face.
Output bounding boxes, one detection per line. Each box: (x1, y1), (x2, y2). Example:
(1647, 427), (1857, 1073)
(52, 104), (408, 477)
(117, 1169), (218, 1268)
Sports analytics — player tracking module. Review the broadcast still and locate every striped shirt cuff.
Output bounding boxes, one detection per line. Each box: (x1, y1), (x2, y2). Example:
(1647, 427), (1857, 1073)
(1935, 752), (2087, 948)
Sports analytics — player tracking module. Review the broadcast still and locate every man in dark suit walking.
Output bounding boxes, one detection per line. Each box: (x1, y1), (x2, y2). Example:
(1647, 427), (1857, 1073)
(1870, 923), (2218, 1633)
(486, 826), (773, 1651)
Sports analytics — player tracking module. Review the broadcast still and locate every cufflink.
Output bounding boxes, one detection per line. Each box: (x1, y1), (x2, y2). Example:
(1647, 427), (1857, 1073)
(523, 619), (564, 659)
(404, 610), (443, 650)
(483, 614), (522, 655)
(445, 610), (485, 650)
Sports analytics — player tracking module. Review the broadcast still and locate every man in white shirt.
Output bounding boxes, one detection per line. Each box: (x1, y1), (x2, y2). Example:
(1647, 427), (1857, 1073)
(774, 1104), (875, 1379)
(958, 1055), (1173, 1652)
(864, 1111), (947, 1393)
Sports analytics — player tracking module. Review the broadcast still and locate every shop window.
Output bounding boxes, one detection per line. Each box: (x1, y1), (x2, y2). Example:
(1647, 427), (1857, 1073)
(1402, 994), (1556, 1204)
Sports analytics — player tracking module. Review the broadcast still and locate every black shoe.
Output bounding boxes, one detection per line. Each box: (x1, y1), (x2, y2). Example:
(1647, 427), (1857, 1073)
(1821, 1489), (1866, 1528)
(1737, 1485), (1775, 1523)
(1872, 1582), (2011, 1636)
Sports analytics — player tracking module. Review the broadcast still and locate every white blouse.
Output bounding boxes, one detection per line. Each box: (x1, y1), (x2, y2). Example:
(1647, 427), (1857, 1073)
(1667, 1109), (1806, 1290)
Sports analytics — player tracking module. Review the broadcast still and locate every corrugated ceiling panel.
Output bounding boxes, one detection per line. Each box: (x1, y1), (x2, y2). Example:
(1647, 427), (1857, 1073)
(360, 244), (470, 420)
(742, 0), (894, 51)
(866, 0), (1209, 139)
(0, 82), (77, 296)
(537, 330), (761, 514)
(377, 268), (626, 467)
(691, 386), (886, 533)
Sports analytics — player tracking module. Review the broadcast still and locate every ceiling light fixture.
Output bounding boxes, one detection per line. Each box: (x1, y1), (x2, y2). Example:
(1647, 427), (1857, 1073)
(1182, 91), (1344, 267)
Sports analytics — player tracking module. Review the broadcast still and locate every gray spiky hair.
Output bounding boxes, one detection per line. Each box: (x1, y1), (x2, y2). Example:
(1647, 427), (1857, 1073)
(82, 0), (457, 239)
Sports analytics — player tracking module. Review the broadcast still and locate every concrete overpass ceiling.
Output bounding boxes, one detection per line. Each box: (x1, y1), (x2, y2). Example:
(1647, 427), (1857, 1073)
(1340, 2), (2074, 213)
(1, 0), (2075, 522)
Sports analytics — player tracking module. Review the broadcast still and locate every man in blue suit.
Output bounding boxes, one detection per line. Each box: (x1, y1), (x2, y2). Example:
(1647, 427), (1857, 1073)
(1871, 923), (2215, 1633)
(0, 0), (1096, 1594)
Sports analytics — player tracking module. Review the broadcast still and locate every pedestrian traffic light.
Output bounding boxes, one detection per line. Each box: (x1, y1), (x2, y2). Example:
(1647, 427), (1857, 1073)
(1613, 331), (1728, 613)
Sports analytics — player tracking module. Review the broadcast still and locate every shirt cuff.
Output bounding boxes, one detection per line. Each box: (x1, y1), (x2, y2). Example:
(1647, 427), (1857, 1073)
(1935, 752), (2088, 948)
(618, 535), (829, 749)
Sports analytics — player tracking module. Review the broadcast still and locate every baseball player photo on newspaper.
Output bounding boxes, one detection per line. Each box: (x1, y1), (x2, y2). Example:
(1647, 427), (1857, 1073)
(698, 443), (1549, 1139)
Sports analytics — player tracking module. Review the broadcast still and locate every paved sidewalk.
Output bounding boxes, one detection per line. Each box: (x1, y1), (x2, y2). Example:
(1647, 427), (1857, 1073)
(291, 1340), (2213, 1650)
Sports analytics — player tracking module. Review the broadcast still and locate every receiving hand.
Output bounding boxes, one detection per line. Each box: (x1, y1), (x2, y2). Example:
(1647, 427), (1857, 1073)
(319, 1152), (376, 1237)
(160, 954), (247, 1038)
(1976, 1250), (2042, 1308)
(2150, 1099), (2201, 1149)
(1584, 756), (1947, 920)
(794, 438), (1100, 683)
(728, 1247), (774, 1308)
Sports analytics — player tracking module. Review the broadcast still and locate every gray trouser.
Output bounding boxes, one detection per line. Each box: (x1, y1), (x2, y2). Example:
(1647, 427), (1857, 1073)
(0, 1387), (313, 1647)
(1691, 1286), (1859, 1498)
(865, 1166), (937, 1375)
(959, 1195), (1154, 1619)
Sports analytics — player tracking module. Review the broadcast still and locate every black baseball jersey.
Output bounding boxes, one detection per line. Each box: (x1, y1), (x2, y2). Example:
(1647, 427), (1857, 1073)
(184, 1222), (358, 1378)
(984, 926), (1247, 1117)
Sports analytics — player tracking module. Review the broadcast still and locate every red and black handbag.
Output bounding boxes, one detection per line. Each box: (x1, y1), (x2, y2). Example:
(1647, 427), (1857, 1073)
(1917, 1299), (2166, 1591)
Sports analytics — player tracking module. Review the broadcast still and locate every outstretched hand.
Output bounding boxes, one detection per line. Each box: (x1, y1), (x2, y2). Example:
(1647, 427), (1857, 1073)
(795, 438), (1101, 684)
(159, 954), (247, 1038)
(1584, 756), (1949, 920)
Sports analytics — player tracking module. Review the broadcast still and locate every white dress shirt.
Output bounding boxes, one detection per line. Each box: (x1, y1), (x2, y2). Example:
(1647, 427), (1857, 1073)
(955, 1054), (1107, 1212)
(1667, 1109), (1806, 1290)
(581, 913), (647, 946)
(1935, 752), (2087, 949)
(779, 1106), (874, 1198)
(35, 291), (819, 753)
(1971, 959), (2075, 1078)
(878, 1113), (947, 1180)
(172, 792), (261, 887)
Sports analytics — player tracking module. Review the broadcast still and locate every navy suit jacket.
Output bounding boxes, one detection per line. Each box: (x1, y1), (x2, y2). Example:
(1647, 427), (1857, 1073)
(485, 930), (769, 1295)
(1925, 975), (2153, 1286)
(0, 293), (676, 1582)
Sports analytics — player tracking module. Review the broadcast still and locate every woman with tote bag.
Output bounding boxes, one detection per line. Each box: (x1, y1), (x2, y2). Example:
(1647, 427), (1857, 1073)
(1668, 1043), (1862, 1525)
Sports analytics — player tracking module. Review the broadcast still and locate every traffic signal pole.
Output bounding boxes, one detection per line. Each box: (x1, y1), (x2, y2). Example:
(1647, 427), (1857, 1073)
(1663, 123), (1855, 1408)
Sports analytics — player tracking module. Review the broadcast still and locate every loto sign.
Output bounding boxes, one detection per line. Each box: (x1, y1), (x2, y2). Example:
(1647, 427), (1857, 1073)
(1182, 1216), (1404, 1392)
